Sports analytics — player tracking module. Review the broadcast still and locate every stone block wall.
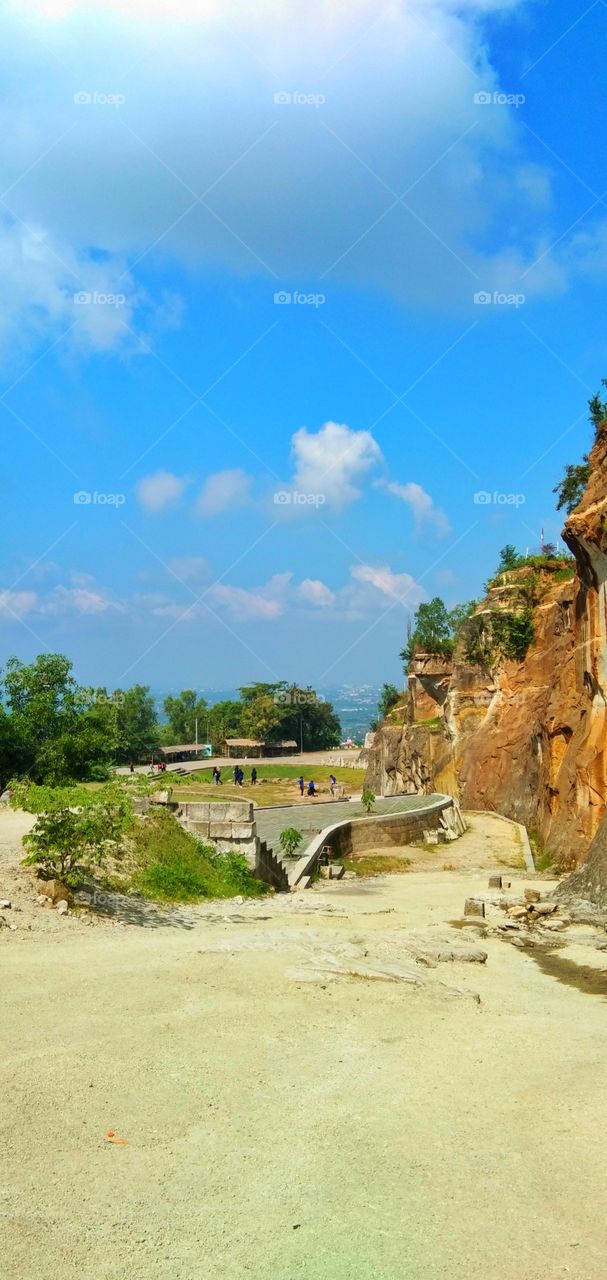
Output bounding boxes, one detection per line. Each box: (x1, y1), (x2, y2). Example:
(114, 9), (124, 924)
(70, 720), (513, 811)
(176, 800), (258, 864)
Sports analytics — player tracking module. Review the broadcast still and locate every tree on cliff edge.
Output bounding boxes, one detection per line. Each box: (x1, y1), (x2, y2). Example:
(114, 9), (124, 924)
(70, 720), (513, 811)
(555, 813), (607, 909)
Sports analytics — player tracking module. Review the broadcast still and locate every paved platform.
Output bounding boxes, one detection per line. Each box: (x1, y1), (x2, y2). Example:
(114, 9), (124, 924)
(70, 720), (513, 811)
(254, 794), (444, 853)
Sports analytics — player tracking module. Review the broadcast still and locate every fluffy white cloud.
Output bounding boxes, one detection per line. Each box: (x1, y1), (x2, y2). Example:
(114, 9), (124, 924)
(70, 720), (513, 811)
(298, 578), (335, 608)
(0, 0), (568, 341)
(136, 469), (189, 512)
(290, 422), (382, 511)
(207, 571), (292, 620)
(384, 480), (450, 536)
(196, 468), (251, 517)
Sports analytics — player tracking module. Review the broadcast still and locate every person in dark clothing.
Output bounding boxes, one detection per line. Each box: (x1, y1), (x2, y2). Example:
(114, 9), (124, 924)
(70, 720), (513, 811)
(330, 774), (337, 796)
(298, 775), (305, 796)
(233, 766), (239, 784)
(307, 780), (316, 797)
(251, 768), (257, 785)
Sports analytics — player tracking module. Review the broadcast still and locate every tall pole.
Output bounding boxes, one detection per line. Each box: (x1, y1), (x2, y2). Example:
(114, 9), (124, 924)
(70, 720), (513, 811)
(300, 714), (303, 754)
(195, 717), (198, 746)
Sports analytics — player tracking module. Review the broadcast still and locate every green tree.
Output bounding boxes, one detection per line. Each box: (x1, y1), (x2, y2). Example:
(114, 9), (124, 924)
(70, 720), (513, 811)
(400, 598), (453, 663)
(114, 685), (160, 764)
(553, 459), (590, 514)
(377, 683), (401, 720)
(206, 700), (244, 747)
(1, 655), (116, 784)
(497, 545), (519, 572)
(241, 693), (283, 741)
(163, 690), (208, 743)
(589, 381), (607, 437)
(270, 686), (341, 750)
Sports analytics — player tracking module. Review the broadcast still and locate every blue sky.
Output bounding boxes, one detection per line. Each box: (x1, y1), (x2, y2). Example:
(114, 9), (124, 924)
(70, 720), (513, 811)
(1, 0), (605, 689)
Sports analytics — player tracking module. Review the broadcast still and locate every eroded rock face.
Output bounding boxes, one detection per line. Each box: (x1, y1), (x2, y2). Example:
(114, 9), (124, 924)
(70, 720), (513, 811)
(367, 433), (607, 866)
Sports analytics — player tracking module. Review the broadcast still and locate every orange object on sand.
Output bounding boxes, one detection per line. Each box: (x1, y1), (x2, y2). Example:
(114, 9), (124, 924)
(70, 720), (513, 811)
(107, 1130), (115, 1138)
(106, 1135), (129, 1146)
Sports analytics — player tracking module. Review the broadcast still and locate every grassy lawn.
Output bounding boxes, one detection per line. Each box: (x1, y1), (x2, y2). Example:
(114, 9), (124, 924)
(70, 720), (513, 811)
(163, 763), (364, 806)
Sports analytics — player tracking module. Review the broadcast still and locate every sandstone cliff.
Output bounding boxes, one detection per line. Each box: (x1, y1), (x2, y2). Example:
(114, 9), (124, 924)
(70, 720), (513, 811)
(366, 433), (607, 867)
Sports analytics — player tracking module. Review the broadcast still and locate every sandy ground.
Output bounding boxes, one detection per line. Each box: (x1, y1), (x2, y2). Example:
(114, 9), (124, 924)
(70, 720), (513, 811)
(2, 811), (607, 1280)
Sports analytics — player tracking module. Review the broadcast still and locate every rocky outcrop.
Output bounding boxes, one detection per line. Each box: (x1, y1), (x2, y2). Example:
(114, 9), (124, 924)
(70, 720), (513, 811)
(367, 432), (607, 867)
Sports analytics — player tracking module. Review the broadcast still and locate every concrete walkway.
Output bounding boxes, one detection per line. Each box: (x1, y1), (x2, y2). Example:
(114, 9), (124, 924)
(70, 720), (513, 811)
(254, 794), (444, 853)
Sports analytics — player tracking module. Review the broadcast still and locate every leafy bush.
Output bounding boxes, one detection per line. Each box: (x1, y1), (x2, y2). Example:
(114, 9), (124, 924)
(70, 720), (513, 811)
(279, 827), (303, 858)
(462, 608), (535, 666)
(87, 763), (112, 782)
(131, 809), (268, 902)
(12, 781), (131, 884)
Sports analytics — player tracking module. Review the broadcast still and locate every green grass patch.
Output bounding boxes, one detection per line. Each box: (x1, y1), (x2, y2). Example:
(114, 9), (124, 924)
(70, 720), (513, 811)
(169, 763), (364, 786)
(342, 854), (412, 877)
(131, 810), (269, 902)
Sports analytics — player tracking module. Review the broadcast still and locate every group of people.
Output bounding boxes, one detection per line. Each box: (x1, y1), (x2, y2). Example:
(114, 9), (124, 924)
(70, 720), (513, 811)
(211, 765), (258, 786)
(297, 774), (337, 798)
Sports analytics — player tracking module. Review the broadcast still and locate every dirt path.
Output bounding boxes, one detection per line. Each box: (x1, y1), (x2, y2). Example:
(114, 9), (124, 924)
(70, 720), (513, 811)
(2, 812), (607, 1279)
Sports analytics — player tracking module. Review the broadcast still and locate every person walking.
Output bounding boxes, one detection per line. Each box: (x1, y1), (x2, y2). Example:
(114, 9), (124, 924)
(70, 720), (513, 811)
(298, 775), (305, 797)
(251, 767), (257, 785)
(330, 773), (337, 796)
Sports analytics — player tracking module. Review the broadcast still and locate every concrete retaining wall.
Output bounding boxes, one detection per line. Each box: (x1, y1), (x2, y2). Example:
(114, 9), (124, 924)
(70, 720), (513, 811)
(288, 795), (465, 888)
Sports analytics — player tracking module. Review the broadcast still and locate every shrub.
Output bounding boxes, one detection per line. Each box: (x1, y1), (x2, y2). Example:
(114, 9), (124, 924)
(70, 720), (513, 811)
(462, 608), (535, 666)
(361, 789), (376, 814)
(279, 827), (303, 858)
(12, 781), (131, 884)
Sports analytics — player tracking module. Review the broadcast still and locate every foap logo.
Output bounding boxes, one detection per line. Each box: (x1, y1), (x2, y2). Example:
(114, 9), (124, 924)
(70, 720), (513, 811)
(273, 90), (325, 108)
(74, 290), (126, 308)
(74, 90), (126, 108)
(273, 290), (326, 307)
(74, 690), (125, 710)
(73, 888), (113, 908)
(273, 689), (323, 706)
(474, 491), (526, 508)
(73, 491), (126, 507)
(273, 490), (326, 508)
(474, 90), (525, 108)
(474, 290), (525, 309)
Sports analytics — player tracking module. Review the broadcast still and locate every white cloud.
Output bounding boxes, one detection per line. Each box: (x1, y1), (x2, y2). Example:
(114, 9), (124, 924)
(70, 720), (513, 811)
(298, 578), (335, 608)
(48, 585), (118, 614)
(0, 589), (38, 618)
(0, 217), (167, 362)
(207, 572), (291, 620)
(290, 422), (382, 511)
(196, 468), (252, 517)
(384, 480), (450, 536)
(136, 469), (189, 513)
(350, 563), (425, 608)
(0, 0), (563, 339)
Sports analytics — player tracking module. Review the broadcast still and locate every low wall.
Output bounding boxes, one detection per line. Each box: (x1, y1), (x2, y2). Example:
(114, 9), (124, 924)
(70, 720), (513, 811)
(288, 795), (465, 888)
(177, 800), (258, 862)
